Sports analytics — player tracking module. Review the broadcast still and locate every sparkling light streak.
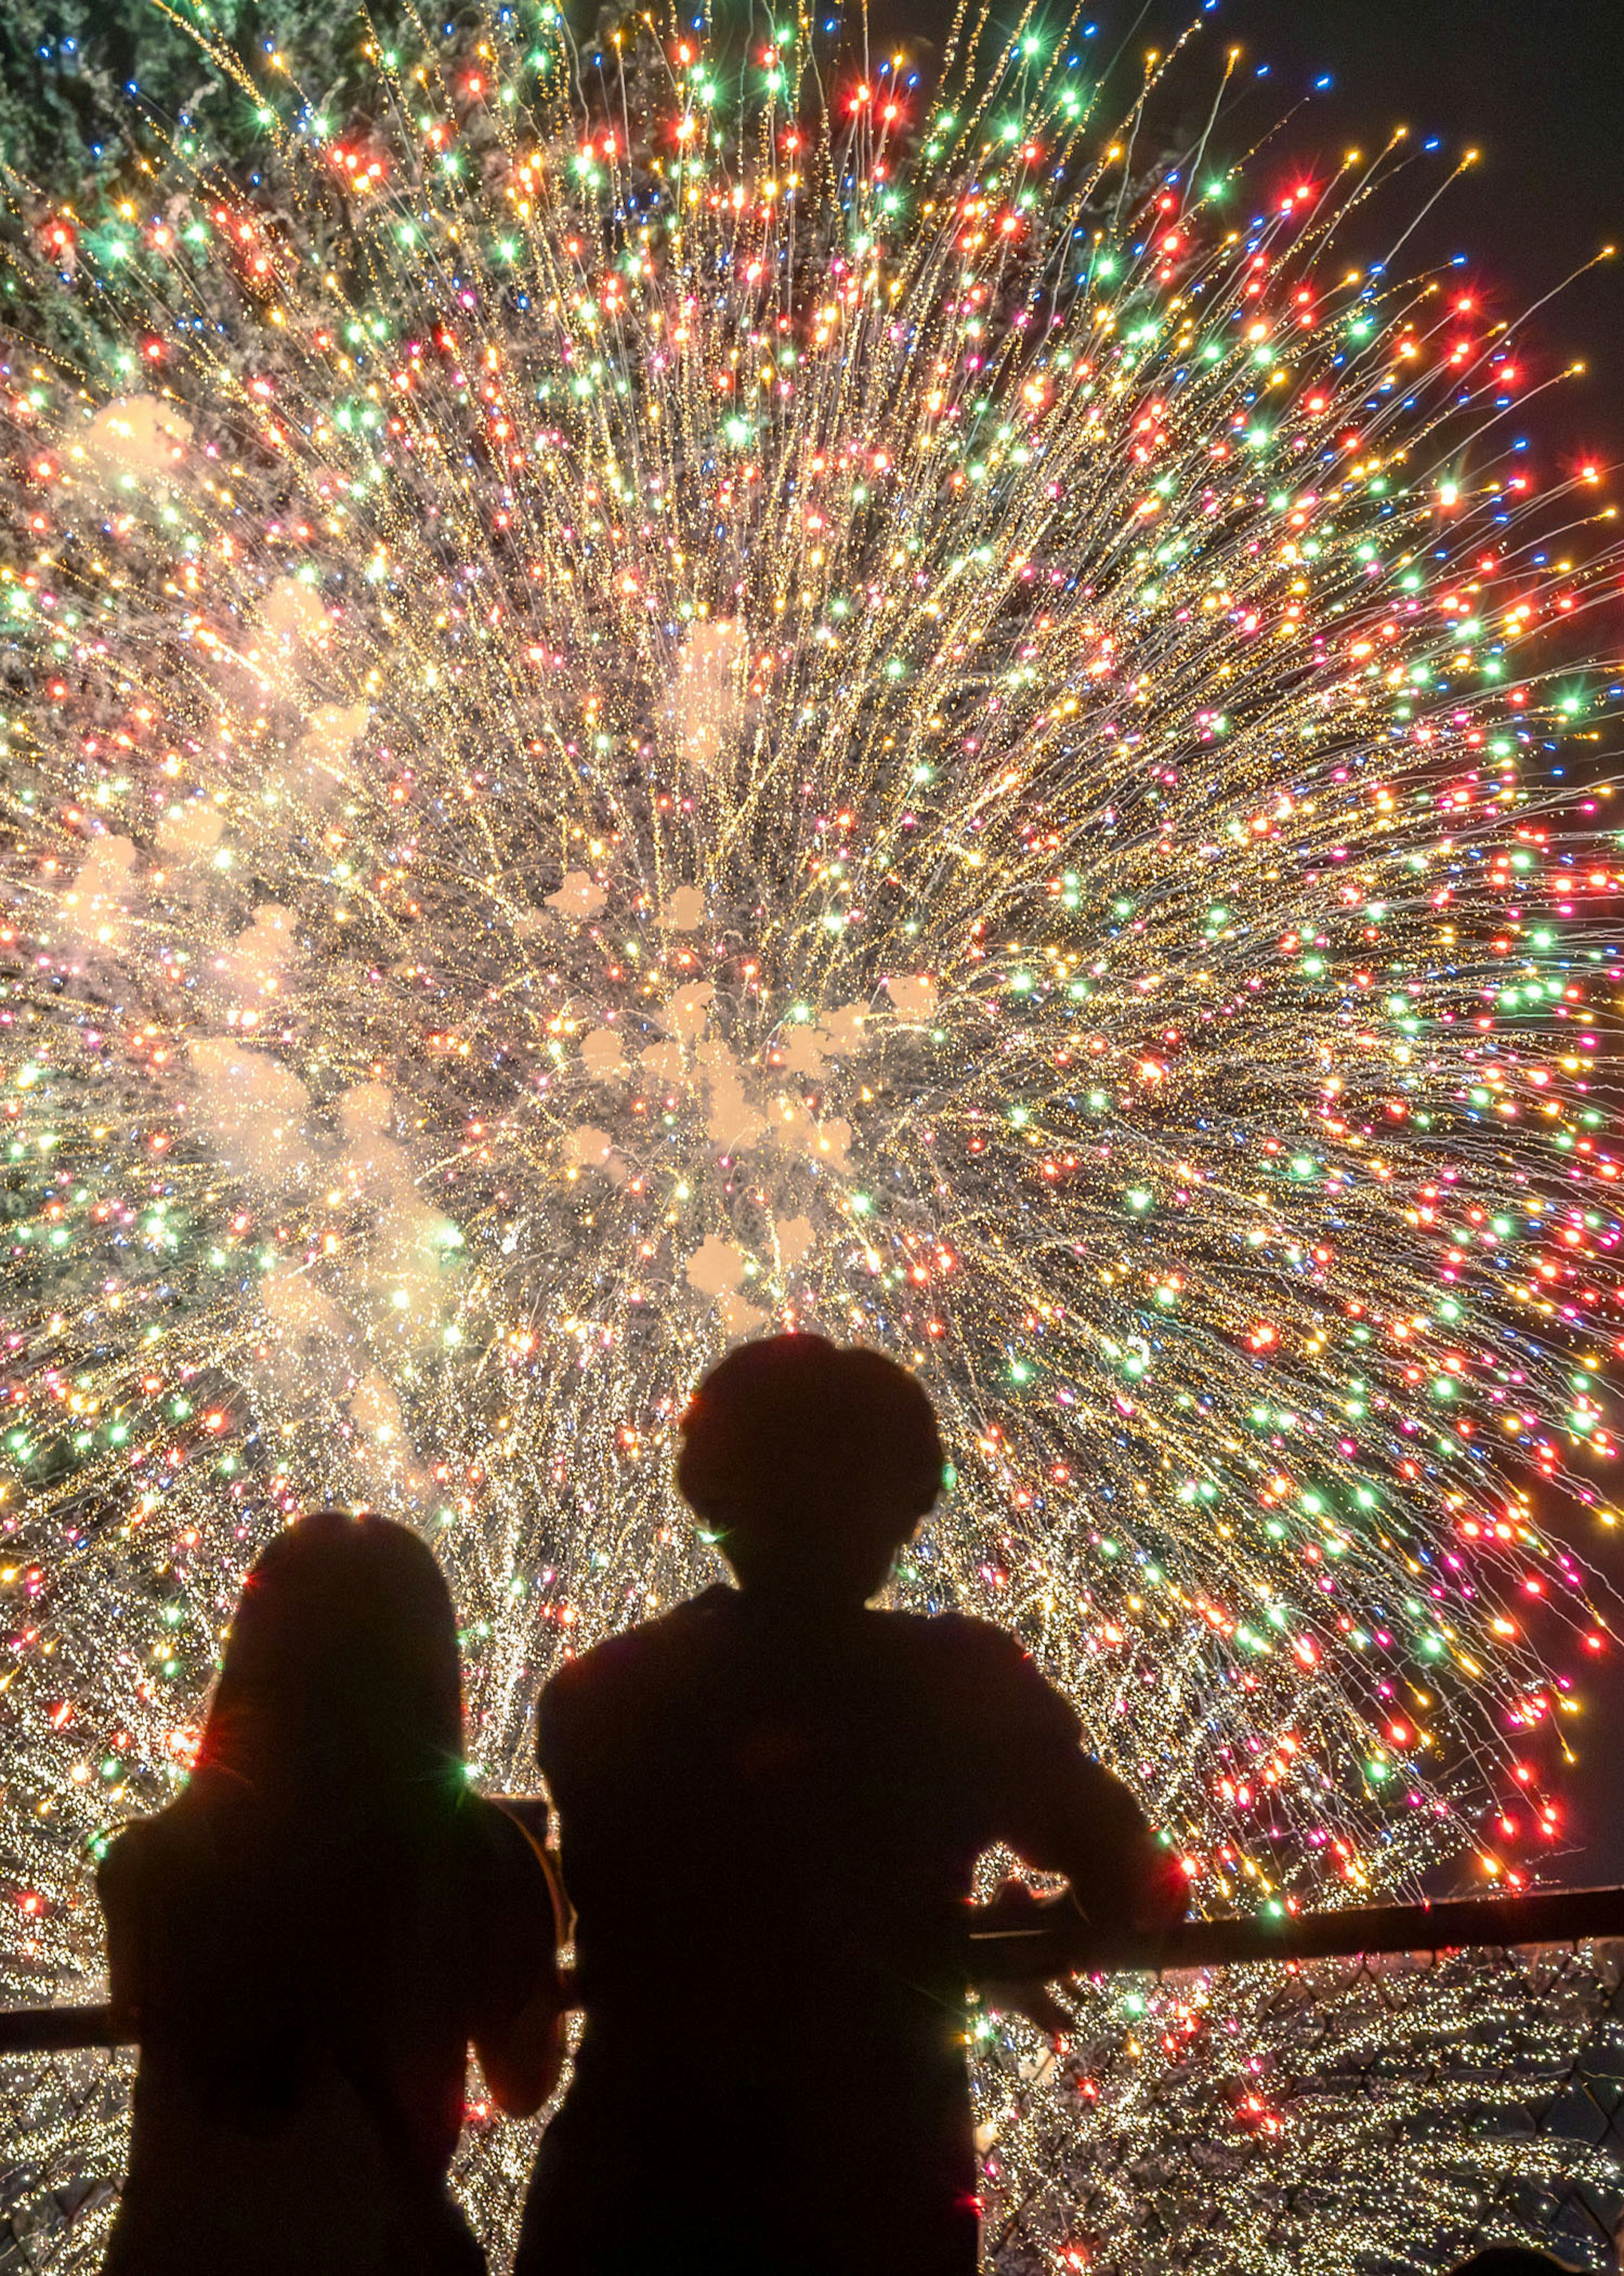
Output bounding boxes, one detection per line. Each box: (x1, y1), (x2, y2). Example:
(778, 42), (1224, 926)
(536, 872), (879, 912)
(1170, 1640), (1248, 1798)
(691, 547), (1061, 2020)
(0, 5), (1619, 2265)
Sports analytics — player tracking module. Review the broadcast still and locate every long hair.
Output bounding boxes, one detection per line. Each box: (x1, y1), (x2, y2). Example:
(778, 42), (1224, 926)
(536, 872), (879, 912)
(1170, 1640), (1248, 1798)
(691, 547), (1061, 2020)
(195, 1509), (464, 1829)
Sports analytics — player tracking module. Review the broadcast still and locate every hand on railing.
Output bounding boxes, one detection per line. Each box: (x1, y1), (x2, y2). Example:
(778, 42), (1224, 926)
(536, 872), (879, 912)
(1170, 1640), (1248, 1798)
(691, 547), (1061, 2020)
(3, 1838), (1624, 2056)
(968, 1884), (1085, 2034)
(964, 1879), (1624, 1982)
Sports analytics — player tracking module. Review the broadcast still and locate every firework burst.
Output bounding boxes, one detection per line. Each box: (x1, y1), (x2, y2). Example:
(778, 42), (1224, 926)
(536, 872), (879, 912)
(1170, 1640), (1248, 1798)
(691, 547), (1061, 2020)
(0, 4), (1619, 2265)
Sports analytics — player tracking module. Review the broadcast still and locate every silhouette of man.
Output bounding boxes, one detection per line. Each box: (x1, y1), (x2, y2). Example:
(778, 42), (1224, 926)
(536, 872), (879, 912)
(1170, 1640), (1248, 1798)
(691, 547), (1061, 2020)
(514, 1333), (1184, 2276)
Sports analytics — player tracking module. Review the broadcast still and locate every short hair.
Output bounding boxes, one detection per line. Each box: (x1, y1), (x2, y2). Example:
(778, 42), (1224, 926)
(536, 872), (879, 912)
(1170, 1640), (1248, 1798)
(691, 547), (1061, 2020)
(677, 1335), (944, 1573)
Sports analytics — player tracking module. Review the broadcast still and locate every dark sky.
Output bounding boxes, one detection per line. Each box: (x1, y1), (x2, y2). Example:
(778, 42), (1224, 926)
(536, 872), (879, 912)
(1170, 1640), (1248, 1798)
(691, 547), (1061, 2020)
(864, 0), (1624, 446)
(855, 0), (1624, 1884)
(1183, 0), (1624, 455)
(1197, 0), (1624, 1888)
(1177, 0), (1624, 1891)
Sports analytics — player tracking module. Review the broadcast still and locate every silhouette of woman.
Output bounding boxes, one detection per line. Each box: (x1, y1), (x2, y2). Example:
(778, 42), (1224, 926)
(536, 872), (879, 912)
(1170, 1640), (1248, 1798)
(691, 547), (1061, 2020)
(98, 1509), (562, 2276)
(515, 1334), (1185, 2276)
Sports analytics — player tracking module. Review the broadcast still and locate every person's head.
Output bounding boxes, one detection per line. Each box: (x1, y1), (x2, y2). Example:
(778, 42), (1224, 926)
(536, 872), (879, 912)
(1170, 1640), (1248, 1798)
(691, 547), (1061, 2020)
(196, 1508), (464, 1820)
(677, 1334), (945, 1603)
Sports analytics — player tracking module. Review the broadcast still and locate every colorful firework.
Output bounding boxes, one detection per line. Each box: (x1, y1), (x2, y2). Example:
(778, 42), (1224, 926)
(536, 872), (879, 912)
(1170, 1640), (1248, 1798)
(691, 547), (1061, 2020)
(0, 3), (1618, 2264)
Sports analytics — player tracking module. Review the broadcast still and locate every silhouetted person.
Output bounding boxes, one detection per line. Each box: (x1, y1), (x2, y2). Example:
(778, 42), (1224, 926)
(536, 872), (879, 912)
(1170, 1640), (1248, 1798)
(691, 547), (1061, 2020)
(515, 1334), (1185, 2276)
(98, 1510), (563, 2276)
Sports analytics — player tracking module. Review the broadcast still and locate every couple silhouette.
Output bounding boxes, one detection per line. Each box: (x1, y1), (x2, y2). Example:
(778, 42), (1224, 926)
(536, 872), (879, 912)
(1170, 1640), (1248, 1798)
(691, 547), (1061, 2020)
(97, 1333), (1184, 2275)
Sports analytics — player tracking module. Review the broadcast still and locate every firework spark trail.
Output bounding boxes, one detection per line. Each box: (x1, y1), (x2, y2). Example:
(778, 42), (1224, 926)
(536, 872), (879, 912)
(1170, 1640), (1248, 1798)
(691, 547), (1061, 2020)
(0, 3), (1618, 2263)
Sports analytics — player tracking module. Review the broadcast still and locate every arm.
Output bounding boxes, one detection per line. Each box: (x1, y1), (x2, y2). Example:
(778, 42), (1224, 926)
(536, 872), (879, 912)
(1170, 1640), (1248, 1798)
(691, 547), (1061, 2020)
(1004, 1747), (1188, 1937)
(974, 1625), (1188, 1936)
(967, 1638), (1185, 2034)
(472, 1807), (568, 2119)
(475, 1968), (566, 2120)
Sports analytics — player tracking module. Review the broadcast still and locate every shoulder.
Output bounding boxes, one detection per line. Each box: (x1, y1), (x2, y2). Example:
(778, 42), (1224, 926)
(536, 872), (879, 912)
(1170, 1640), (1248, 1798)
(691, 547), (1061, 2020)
(875, 1606), (1042, 1676)
(96, 1817), (148, 1916)
(538, 1589), (731, 1759)
(875, 1610), (1080, 1733)
(96, 1802), (190, 1915)
(541, 1589), (729, 1712)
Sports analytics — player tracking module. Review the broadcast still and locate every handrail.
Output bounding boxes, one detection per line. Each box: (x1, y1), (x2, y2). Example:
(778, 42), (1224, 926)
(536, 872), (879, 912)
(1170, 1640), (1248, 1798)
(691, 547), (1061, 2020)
(0, 2004), (122, 2054)
(2, 1883), (1621, 2056)
(965, 1879), (1624, 1978)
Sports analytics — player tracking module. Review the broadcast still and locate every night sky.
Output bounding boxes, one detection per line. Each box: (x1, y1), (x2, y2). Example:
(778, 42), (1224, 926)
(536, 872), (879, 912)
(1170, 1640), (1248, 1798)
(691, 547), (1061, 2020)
(854, 0), (1624, 1885)
(863, 0), (1624, 448)
(58, 1), (1624, 1895)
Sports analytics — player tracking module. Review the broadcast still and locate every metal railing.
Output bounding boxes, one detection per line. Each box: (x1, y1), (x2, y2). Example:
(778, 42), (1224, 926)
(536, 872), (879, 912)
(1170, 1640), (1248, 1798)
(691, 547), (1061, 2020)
(2, 1881), (1623, 2053)
(3, 1879), (1624, 2272)
(963, 1885), (1624, 2273)
(967, 1879), (1624, 1977)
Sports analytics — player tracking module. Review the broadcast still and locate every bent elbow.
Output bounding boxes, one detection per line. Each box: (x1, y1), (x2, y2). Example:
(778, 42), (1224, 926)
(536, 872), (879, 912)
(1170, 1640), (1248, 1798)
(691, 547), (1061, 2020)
(1131, 1845), (1191, 1934)
(479, 2003), (565, 2119)
(488, 2073), (552, 2121)
(484, 2045), (563, 2120)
